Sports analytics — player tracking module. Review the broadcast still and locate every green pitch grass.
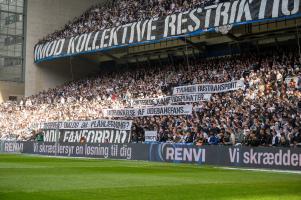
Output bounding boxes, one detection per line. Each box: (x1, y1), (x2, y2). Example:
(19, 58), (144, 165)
(0, 154), (300, 200)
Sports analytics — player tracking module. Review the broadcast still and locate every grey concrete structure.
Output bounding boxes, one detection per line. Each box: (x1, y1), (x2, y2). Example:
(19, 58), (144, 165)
(0, 81), (24, 102)
(0, 0), (25, 103)
(25, 0), (102, 97)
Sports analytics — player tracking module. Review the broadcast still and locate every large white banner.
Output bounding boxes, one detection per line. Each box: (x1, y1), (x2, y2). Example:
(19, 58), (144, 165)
(103, 105), (193, 118)
(173, 80), (245, 95)
(131, 94), (211, 107)
(39, 119), (133, 144)
(40, 119), (133, 131)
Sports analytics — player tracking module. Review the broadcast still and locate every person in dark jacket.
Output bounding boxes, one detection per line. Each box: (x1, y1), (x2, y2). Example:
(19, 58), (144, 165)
(279, 135), (289, 147)
(247, 131), (260, 146)
(208, 132), (219, 145)
(271, 131), (279, 146)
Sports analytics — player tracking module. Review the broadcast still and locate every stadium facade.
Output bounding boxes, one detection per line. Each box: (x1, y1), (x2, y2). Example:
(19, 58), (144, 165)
(0, 0), (100, 102)
(0, 0), (25, 102)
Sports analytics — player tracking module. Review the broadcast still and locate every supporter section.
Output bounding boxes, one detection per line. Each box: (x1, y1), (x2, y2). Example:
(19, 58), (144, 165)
(2, 45), (301, 148)
(1, 0), (299, 149)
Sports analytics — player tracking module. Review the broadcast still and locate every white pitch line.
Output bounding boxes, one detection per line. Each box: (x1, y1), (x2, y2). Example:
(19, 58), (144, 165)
(216, 167), (301, 174)
(13, 154), (301, 173)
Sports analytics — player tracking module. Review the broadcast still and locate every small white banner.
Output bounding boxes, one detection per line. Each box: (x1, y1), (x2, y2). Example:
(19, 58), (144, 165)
(173, 80), (245, 95)
(131, 94), (211, 107)
(145, 131), (157, 142)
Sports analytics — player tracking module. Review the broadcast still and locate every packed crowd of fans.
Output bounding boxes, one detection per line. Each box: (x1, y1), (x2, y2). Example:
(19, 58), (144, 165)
(0, 48), (301, 147)
(39, 0), (222, 43)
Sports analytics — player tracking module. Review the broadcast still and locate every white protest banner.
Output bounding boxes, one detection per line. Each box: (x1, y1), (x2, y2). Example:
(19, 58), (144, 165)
(173, 80), (245, 95)
(132, 94), (211, 107)
(131, 97), (170, 107)
(40, 119), (133, 144)
(41, 119), (132, 130)
(103, 105), (193, 118)
(145, 131), (158, 142)
(170, 94), (211, 104)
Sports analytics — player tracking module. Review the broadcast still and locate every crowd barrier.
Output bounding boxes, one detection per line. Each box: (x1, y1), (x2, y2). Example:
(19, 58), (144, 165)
(1, 141), (300, 171)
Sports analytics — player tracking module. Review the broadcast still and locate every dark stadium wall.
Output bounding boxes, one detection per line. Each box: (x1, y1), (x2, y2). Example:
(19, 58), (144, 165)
(25, 0), (102, 97)
(30, 57), (102, 92)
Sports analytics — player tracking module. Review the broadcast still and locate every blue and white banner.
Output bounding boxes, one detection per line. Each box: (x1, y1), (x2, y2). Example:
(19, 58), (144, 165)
(34, 0), (301, 63)
(2, 142), (301, 170)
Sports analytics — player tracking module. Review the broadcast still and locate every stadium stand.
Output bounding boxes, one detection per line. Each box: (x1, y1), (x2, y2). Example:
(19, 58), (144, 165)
(1, 47), (301, 147)
(1, 1), (301, 199)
